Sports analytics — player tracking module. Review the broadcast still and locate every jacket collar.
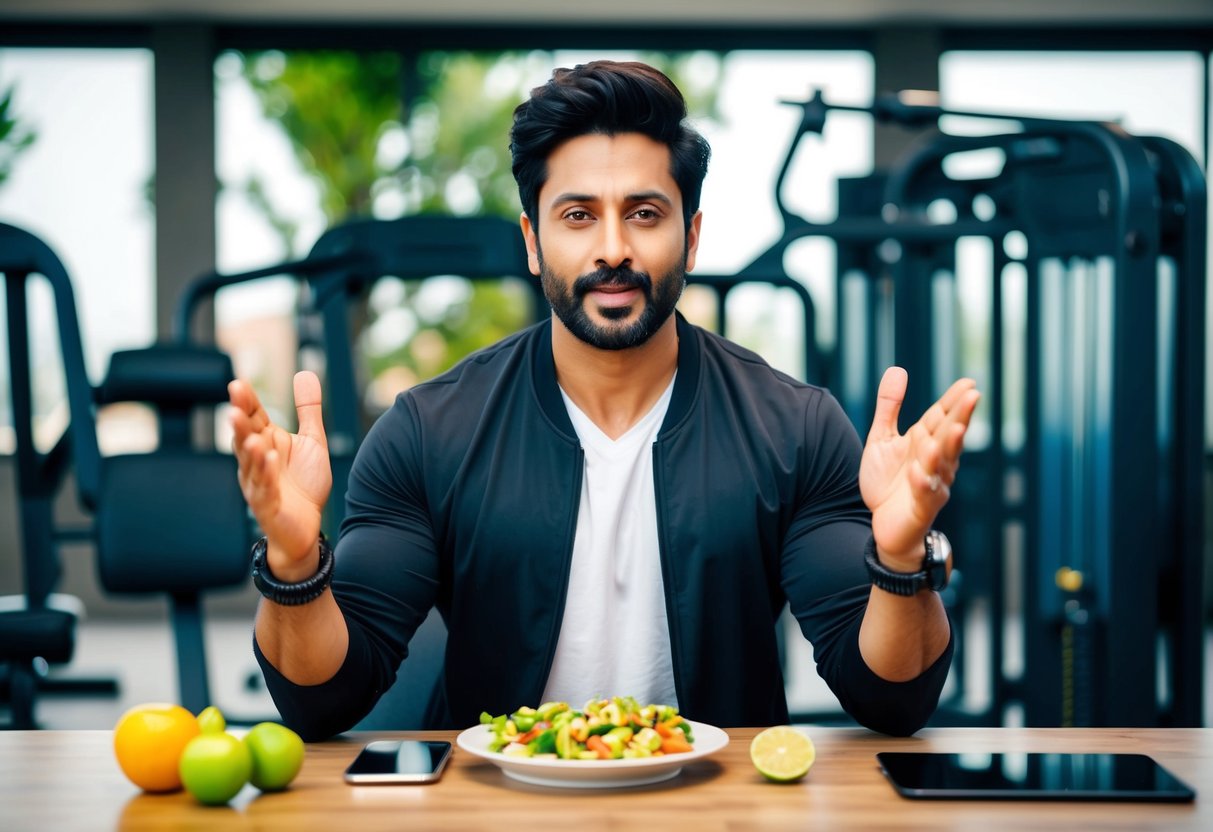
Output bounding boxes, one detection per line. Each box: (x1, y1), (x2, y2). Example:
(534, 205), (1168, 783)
(530, 312), (701, 442)
(664, 312), (701, 438)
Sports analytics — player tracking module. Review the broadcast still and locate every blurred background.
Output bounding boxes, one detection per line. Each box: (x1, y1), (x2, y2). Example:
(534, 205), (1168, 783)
(0, 0), (1210, 732)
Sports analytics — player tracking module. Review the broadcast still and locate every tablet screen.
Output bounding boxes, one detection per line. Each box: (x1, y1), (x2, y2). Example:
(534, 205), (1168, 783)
(876, 752), (1196, 802)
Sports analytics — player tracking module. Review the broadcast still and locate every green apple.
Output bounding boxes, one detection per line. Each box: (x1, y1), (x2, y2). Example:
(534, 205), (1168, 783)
(179, 733), (251, 805)
(243, 722), (305, 791)
(197, 706), (226, 734)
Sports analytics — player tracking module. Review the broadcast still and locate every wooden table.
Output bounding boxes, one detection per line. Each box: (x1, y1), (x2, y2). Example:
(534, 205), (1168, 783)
(1, 727), (1206, 830)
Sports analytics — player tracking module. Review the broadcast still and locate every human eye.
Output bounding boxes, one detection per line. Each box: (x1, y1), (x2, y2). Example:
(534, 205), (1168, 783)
(562, 208), (594, 224)
(628, 207), (662, 224)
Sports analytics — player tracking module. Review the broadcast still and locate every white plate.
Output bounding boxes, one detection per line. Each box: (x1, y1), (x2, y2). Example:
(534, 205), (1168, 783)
(455, 719), (729, 789)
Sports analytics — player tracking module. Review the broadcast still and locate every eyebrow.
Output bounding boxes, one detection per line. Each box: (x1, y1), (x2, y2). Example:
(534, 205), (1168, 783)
(549, 191), (675, 209)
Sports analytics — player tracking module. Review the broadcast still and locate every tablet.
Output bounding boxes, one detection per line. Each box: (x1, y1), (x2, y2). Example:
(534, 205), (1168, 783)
(876, 752), (1196, 802)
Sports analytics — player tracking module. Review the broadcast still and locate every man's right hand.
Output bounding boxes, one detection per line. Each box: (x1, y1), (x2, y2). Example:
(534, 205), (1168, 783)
(229, 371), (333, 584)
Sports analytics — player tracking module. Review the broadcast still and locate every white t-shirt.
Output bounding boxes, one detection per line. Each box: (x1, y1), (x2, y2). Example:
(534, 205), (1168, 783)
(540, 376), (679, 708)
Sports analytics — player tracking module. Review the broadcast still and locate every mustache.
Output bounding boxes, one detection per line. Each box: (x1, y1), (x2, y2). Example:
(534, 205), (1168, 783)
(572, 266), (653, 298)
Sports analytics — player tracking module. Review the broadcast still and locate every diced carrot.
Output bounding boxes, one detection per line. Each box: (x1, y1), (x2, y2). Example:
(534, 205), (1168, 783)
(655, 716), (684, 737)
(660, 734), (693, 755)
(586, 735), (612, 760)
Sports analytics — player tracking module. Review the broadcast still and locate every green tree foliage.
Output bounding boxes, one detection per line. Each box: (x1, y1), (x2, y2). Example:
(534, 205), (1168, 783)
(0, 82), (36, 189)
(235, 50), (533, 407)
(241, 50), (403, 225)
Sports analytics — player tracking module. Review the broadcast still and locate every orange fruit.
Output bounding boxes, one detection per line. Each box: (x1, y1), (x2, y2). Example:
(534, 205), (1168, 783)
(113, 703), (201, 792)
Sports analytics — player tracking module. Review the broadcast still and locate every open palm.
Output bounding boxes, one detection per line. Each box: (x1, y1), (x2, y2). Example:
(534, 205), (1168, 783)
(229, 371), (333, 566)
(859, 368), (979, 565)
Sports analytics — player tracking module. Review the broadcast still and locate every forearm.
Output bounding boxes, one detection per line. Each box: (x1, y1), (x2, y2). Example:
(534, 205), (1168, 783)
(253, 611), (378, 741)
(817, 598), (954, 737)
(252, 535), (421, 739)
(254, 537), (350, 685)
(857, 586), (950, 681)
(254, 593), (349, 684)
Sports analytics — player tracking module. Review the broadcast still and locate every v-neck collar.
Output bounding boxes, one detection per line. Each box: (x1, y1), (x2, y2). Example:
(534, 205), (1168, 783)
(558, 372), (677, 450)
(531, 312), (701, 443)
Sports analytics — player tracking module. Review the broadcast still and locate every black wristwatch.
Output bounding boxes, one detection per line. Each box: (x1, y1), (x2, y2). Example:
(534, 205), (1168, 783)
(251, 533), (335, 606)
(864, 530), (951, 596)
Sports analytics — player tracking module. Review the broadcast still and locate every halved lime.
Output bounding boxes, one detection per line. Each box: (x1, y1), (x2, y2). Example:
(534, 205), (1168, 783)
(750, 726), (815, 782)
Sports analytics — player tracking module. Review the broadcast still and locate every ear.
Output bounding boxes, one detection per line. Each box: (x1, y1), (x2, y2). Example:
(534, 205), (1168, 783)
(684, 211), (704, 274)
(520, 212), (541, 276)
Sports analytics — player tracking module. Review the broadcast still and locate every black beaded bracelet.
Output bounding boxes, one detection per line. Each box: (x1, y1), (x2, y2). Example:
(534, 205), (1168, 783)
(250, 533), (334, 606)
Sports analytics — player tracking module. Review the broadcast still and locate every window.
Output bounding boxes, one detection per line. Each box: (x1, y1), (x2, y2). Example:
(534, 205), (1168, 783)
(0, 48), (155, 454)
(940, 51), (1204, 164)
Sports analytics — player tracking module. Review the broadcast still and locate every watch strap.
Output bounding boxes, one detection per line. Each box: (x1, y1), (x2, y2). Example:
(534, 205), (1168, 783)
(864, 534), (929, 596)
(251, 533), (334, 606)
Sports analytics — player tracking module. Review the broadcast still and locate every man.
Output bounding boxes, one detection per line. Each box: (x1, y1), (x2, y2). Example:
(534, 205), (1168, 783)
(229, 61), (979, 741)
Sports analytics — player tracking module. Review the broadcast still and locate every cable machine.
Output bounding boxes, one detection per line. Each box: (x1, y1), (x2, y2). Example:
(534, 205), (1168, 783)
(763, 91), (1206, 727)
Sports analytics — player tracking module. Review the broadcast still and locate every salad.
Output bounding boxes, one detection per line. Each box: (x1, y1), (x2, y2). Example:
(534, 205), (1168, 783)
(479, 697), (695, 760)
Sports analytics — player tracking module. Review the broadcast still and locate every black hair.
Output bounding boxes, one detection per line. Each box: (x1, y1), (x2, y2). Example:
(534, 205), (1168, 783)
(509, 60), (711, 230)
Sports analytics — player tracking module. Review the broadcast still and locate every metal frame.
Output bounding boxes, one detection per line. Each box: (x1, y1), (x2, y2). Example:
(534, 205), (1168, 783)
(764, 94), (1206, 727)
(1, 225), (109, 723)
(1, 224), (247, 716)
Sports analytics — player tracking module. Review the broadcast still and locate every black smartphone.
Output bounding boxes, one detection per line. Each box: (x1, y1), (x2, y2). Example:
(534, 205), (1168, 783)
(876, 752), (1196, 802)
(344, 740), (454, 784)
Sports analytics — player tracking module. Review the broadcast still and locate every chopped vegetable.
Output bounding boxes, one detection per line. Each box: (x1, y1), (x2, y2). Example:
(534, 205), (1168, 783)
(482, 698), (694, 760)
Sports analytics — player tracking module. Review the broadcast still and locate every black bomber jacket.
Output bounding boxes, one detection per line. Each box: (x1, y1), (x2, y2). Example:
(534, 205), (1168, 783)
(255, 314), (953, 739)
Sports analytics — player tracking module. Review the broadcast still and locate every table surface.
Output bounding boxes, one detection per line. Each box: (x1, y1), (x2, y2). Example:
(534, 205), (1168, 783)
(1, 727), (1207, 831)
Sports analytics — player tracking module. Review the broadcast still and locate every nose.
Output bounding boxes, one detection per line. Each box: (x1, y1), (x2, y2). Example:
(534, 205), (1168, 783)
(595, 214), (632, 270)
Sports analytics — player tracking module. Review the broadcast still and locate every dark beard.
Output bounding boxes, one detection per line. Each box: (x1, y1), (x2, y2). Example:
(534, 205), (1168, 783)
(539, 254), (686, 351)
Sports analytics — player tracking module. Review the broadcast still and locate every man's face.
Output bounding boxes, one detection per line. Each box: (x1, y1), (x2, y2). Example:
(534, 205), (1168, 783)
(521, 132), (701, 350)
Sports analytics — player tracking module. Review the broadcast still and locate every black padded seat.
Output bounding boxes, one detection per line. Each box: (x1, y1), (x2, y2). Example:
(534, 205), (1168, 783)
(97, 344), (234, 409)
(95, 452), (248, 596)
(0, 608), (76, 728)
(0, 610), (75, 665)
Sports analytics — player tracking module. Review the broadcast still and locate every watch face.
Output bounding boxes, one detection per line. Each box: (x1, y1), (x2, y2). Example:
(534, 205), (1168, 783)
(925, 531), (951, 591)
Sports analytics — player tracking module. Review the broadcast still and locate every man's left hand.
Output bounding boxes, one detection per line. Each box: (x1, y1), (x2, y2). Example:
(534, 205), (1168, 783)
(859, 367), (981, 570)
